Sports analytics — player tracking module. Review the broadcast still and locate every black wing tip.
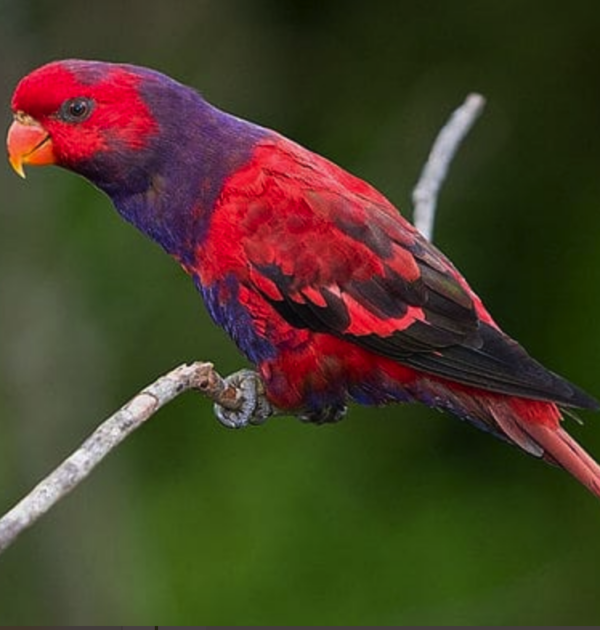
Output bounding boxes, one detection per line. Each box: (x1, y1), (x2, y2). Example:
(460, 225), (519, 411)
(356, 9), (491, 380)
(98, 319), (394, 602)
(377, 322), (600, 410)
(562, 384), (600, 411)
(472, 324), (600, 410)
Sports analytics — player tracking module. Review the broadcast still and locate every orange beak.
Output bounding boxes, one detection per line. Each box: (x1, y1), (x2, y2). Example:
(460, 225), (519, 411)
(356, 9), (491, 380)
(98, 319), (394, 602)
(7, 115), (55, 178)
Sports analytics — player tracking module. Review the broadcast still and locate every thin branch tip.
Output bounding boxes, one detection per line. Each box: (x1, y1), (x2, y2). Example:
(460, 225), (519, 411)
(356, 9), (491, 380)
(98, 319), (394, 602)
(412, 92), (486, 241)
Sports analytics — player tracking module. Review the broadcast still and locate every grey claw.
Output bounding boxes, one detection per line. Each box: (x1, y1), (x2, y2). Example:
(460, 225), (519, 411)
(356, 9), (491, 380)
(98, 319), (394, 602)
(213, 369), (273, 429)
(299, 404), (348, 424)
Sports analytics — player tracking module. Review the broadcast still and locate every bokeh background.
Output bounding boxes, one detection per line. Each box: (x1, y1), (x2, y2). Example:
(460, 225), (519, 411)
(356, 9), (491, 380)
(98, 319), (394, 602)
(1, 0), (600, 624)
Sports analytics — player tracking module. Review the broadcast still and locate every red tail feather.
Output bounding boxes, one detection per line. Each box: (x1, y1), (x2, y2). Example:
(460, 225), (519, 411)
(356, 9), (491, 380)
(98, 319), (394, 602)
(492, 401), (600, 499)
(524, 423), (600, 499)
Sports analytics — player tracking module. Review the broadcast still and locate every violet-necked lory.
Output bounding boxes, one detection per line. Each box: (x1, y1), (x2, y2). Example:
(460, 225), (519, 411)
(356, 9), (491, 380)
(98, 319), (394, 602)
(7, 59), (600, 498)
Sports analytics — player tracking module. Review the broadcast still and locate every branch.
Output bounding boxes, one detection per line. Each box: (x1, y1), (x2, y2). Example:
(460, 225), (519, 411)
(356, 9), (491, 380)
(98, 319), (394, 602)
(0, 93), (486, 555)
(0, 362), (243, 553)
(412, 93), (486, 240)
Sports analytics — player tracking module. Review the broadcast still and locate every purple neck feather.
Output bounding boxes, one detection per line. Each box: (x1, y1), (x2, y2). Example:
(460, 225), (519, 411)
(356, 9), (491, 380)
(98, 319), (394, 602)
(78, 71), (269, 263)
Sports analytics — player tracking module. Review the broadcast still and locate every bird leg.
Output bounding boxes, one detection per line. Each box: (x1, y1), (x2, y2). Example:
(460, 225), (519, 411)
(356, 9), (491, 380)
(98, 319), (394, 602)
(213, 369), (273, 429)
(211, 368), (347, 428)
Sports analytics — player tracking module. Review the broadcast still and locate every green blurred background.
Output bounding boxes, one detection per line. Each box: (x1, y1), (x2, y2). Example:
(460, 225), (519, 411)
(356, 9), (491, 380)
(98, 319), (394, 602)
(1, 0), (600, 624)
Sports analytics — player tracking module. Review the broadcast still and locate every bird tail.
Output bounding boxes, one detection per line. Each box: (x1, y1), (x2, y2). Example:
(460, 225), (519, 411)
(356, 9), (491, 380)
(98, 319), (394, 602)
(524, 422), (600, 499)
(491, 400), (600, 499)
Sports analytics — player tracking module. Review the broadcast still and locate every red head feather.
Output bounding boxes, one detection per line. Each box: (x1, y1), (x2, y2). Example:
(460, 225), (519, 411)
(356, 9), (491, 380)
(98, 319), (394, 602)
(10, 59), (158, 168)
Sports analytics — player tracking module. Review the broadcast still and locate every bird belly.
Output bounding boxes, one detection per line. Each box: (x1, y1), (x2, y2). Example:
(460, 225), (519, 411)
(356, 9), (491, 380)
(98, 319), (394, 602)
(257, 331), (418, 413)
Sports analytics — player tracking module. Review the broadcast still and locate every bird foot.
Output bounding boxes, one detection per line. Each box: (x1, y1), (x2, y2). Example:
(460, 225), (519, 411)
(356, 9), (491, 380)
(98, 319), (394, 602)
(299, 404), (348, 424)
(213, 369), (273, 429)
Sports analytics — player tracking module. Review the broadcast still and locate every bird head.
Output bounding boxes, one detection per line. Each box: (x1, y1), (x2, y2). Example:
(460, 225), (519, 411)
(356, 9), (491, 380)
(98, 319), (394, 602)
(7, 59), (269, 254)
(7, 59), (166, 190)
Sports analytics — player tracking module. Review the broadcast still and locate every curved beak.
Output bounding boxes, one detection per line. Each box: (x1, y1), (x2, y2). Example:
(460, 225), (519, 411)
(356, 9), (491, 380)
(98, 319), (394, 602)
(7, 115), (55, 178)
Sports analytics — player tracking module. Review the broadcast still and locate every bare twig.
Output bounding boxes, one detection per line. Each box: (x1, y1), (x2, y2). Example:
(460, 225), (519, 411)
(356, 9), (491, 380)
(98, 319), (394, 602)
(0, 362), (241, 553)
(0, 93), (486, 555)
(412, 93), (486, 240)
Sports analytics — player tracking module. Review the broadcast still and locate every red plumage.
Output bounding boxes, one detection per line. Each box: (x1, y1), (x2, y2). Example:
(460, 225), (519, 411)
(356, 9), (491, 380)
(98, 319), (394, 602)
(198, 135), (600, 496)
(7, 59), (600, 500)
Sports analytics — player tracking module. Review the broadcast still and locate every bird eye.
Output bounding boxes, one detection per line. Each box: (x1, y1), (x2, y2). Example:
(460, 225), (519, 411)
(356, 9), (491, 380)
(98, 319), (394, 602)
(60, 97), (94, 123)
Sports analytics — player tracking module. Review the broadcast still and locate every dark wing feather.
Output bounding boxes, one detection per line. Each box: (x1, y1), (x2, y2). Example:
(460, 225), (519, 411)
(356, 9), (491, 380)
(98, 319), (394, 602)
(238, 153), (597, 410)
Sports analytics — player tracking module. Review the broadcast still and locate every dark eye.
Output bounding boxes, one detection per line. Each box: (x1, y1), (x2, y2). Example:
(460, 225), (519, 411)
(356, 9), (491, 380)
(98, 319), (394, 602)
(59, 97), (94, 123)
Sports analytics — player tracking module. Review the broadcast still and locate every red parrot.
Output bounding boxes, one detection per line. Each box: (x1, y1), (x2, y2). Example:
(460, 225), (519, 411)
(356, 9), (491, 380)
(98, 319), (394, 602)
(7, 59), (600, 498)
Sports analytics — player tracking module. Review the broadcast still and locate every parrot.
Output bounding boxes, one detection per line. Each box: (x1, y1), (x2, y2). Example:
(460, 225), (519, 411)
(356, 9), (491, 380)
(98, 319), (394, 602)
(7, 59), (600, 499)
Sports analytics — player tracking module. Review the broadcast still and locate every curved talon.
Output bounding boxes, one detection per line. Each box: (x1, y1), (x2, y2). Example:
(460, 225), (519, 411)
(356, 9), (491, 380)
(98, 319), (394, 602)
(213, 369), (273, 429)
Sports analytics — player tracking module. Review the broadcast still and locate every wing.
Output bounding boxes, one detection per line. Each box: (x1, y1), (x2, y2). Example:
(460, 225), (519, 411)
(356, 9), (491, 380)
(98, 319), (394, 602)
(210, 138), (597, 409)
